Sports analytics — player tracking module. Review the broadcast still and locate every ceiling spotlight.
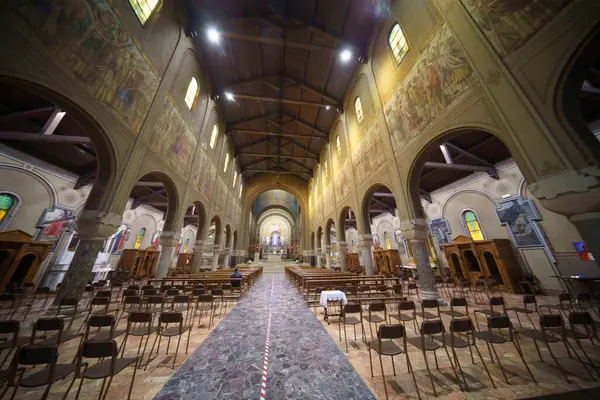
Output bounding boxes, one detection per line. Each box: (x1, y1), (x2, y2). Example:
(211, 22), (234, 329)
(339, 48), (353, 63)
(225, 92), (235, 101)
(207, 27), (220, 44)
(326, 105), (330, 110)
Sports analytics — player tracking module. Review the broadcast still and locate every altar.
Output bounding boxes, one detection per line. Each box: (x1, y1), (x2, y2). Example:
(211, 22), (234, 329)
(267, 254), (282, 261)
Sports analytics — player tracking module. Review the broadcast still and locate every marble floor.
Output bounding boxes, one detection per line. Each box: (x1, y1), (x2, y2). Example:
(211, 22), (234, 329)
(156, 265), (375, 399)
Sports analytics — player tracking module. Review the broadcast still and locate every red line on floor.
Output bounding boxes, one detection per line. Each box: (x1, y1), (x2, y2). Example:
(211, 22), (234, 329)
(260, 308), (272, 400)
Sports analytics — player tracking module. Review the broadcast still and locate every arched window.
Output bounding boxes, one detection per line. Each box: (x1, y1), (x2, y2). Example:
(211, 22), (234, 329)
(232, 170), (237, 187)
(209, 124), (218, 149)
(134, 227), (146, 250)
(324, 160), (329, 178)
(354, 97), (364, 124)
(184, 77), (199, 109)
(336, 135), (342, 158)
(389, 23), (409, 65)
(0, 193), (18, 230)
(129, 0), (160, 25)
(183, 238), (190, 253)
(239, 184), (243, 199)
(223, 153), (230, 172)
(384, 231), (392, 250)
(462, 210), (484, 241)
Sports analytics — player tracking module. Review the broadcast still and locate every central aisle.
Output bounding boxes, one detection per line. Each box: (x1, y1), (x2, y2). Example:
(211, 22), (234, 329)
(155, 270), (375, 400)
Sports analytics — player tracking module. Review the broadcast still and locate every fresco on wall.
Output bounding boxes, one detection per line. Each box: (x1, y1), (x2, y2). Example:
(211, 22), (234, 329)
(252, 190), (299, 217)
(384, 25), (476, 153)
(352, 120), (387, 183)
(5, 0), (159, 134)
(334, 161), (351, 203)
(149, 98), (197, 179)
(496, 197), (544, 247)
(461, 0), (570, 56)
(193, 151), (216, 201)
(213, 179), (228, 214)
(323, 185), (335, 217)
(234, 204), (241, 224)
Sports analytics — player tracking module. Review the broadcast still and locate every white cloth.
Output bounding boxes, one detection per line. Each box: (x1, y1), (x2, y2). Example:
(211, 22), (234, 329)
(319, 290), (348, 308)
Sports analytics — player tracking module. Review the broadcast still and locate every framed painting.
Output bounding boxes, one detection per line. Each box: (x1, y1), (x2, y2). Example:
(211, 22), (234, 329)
(496, 197), (543, 248)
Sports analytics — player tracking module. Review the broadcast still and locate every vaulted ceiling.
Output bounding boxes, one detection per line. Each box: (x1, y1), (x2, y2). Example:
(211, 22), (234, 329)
(185, 0), (382, 181)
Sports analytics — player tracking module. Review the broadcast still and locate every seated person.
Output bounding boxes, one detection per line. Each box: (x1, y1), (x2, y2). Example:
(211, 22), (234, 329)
(230, 267), (242, 288)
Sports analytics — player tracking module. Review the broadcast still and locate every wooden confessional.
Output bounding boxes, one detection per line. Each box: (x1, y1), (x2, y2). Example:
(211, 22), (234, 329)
(116, 248), (160, 277)
(0, 230), (53, 293)
(441, 235), (521, 291)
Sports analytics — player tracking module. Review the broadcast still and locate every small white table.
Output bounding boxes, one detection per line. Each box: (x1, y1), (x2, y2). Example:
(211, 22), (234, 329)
(319, 290), (348, 323)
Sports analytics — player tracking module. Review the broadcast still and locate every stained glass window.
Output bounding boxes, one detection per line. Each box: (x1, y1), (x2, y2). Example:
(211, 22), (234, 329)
(336, 135), (342, 158)
(384, 231), (392, 250)
(184, 77), (199, 109)
(129, 0), (160, 25)
(355, 97), (364, 124)
(209, 124), (218, 149)
(389, 23), (409, 65)
(134, 227), (146, 250)
(0, 194), (17, 227)
(463, 211), (484, 241)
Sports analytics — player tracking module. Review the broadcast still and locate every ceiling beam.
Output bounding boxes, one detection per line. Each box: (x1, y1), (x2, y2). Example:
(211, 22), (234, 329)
(0, 131), (91, 144)
(220, 32), (338, 52)
(444, 142), (494, 167)
(135, 181), (164, 188)
(131, 188), (166, 209)
(277, 137), (319, 157)
(74, 172), (95, 190)
(284, 158), (312, 173)
(144, 202), (168, 207)
(243, 156), (273, 169)
(282, 113), (327, 136)
(372, 192), (395, 198)
(230, 115), (269, 127)
(229, 93), (336, 109)
(0, 107), (56, 122)
(238, 152), (316, 160)
(369, 209), (390, 213)
(419, 189), (432, 204)
(370, 197), (394, 212)
(243, 169), (311, 176)
(423, 161), (494, 173)
(231, 129), (325, 139)
(40, 108), (66, 136)
(282, 76), (341, 105)
(237, 138), (271, 151)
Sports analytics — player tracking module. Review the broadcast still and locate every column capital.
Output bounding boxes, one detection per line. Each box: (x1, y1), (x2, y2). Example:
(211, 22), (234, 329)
(338, 241), (348, 251)
(400, 219), (429, 241)
(75, 210), (122, 240)
(358, 234), (373, 247)
(193, 239), (205, 253)
(212, 244), (221, 251)
(324, 245), (332, 251)
(222, 247), (231, 254)
(159, 231), (181, 248)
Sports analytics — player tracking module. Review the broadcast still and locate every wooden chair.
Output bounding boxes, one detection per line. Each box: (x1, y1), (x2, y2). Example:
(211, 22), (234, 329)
(361, 303), (387, 343)
(193, 294), (215, 329)
(441, 297), (469, 319)
(390, 300), (418, 333)
(147, 312), (192, 369)
(473, 296), (506, 331)
(120, 311), (158, 365)
(340, 304), (364, 353)
(506, 294), (539, 329)
(32, 318), (82, 347)
(0, 321), (28, 369)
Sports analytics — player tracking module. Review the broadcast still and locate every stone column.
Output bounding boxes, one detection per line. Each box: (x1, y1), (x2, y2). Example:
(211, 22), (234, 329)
(324, 245), (332, 269)
(156, 231), (180, 279)
(55, 211), (121, 303)
(211, 244), (221, 271)
(338, 241), (347, 271)
(223, 248), (231, 269)
(358, 234), (374, 276)
(316, 248), (322, 268)
(192, 239), (205, 272)
(402, 220), (440, 301)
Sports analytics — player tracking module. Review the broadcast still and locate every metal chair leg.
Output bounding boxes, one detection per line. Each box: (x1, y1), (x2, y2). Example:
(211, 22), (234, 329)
(378, 352), (389, 400)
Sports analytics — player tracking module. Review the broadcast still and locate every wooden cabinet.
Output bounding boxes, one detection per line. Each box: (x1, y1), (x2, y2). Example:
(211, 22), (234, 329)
(372, 249), (400, 274)
(0, 230), (53, 293)
(116, 248), (160, 277)
(441, 235), (521, 291)
(384, 249), (401, 273)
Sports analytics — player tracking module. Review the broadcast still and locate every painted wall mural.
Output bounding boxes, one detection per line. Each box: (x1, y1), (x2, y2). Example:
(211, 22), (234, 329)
(351, 119), (387, 183)
(323, 185), (335, 217)
(252, 190), (299, 217)
(213, 179), (228, 214)
(461, 0), (570, 56)
(384, 25), (476, 154)
(334, 160), (351, 204)
(5, 0), (159, 134)
(149, 98), (197, 179)
(193, 151), (216, 201)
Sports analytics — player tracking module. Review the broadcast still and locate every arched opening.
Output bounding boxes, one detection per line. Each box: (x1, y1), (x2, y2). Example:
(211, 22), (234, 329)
(10, 253), (37, 286)
(361, 184), (401, 275)
(209, 216), (222, 246)
(325, 218), (337, 269)
(483, 251), (502, 284)
(225, 224), (232, 249)
(316, 226), (323, 268)
(463, 250), (481, 274)
(449, 253), (464, 280)
(0, 77), (118, 299)
(557, 25), (600, 164)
